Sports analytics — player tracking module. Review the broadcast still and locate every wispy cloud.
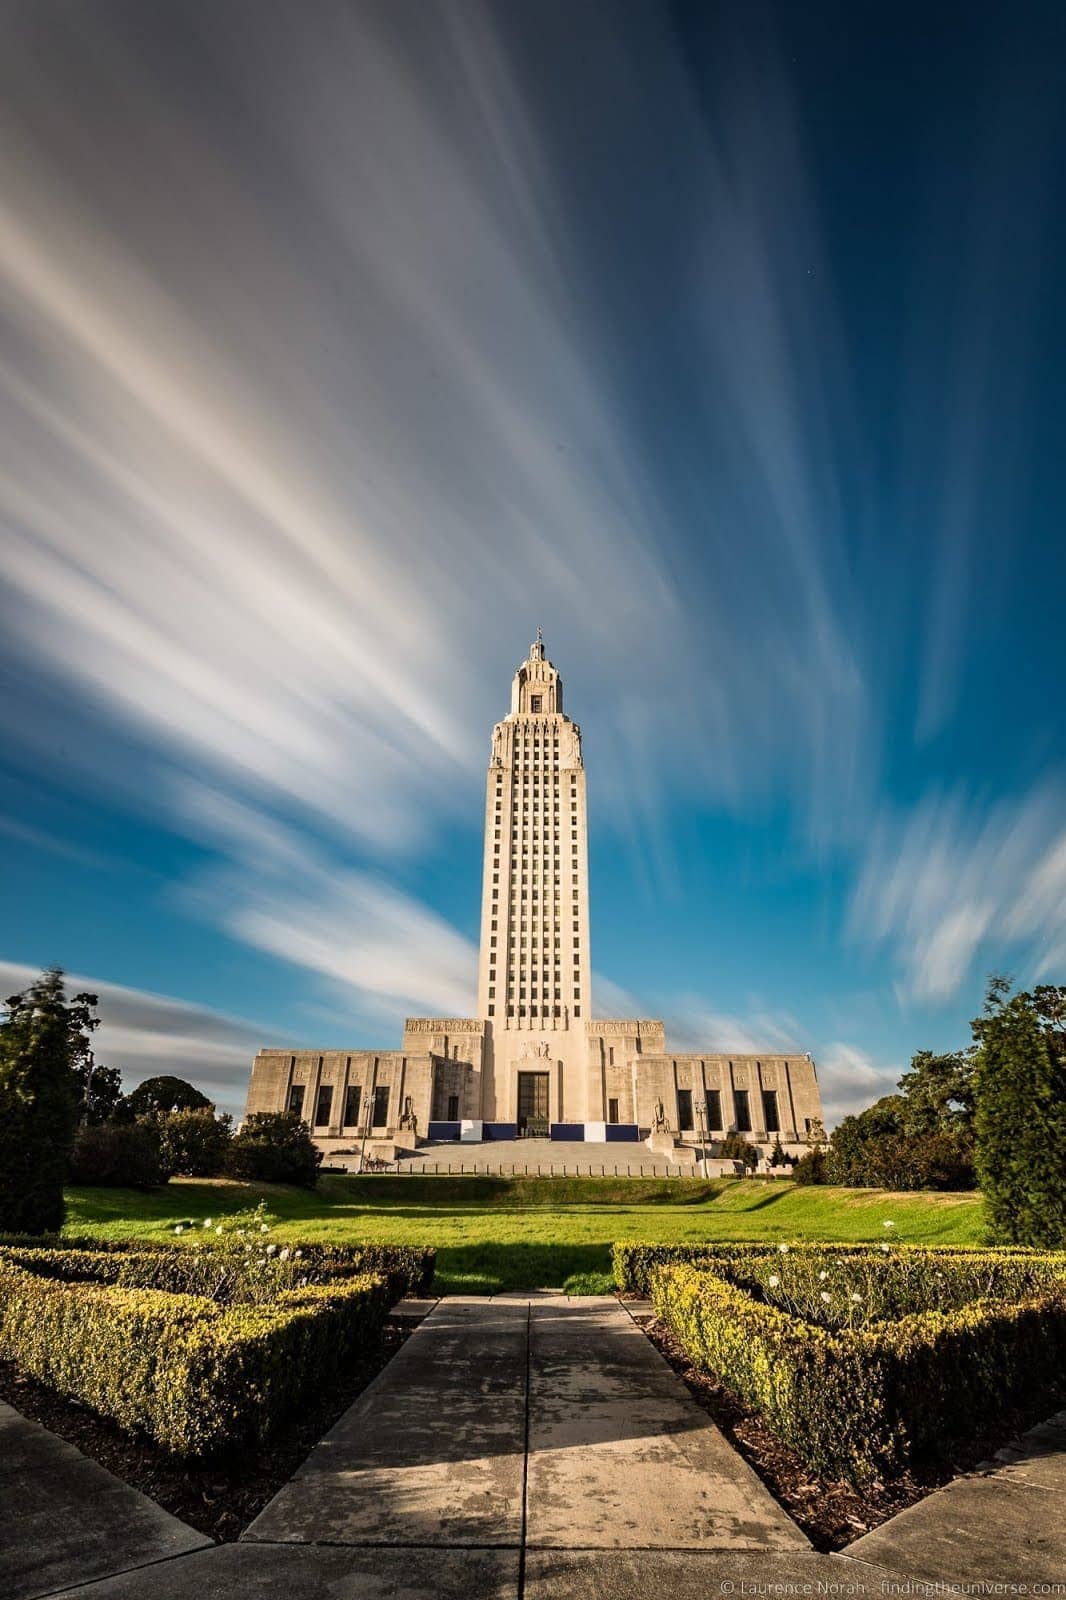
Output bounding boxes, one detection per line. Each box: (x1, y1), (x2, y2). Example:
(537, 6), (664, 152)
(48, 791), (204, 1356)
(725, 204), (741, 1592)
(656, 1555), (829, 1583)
(0, 0), (883, 882)
(816, 1042), (902, 1126)
(849, 784), (1066, 1001)
(0, 961), (266, 1116)
(177, 785), (477, 1027)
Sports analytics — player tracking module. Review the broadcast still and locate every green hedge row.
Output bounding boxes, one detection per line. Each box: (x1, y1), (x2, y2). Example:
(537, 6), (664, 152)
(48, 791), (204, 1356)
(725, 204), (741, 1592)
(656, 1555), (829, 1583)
(0, 1237), (435, 1301)
(0, 1253), (390, 1457)
(651, 1259), (1066, 1483)
(611, 1239), (1052, 1296)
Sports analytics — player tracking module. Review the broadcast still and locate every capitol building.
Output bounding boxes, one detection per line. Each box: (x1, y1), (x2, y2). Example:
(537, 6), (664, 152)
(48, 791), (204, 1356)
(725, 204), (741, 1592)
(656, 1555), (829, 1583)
(244, 636), (824, 1165)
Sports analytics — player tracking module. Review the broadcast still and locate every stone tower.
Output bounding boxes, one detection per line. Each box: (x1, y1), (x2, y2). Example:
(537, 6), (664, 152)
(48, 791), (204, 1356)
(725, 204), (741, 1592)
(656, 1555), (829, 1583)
(244, 630), (826, 1159)
(475, 632), (591, 1122)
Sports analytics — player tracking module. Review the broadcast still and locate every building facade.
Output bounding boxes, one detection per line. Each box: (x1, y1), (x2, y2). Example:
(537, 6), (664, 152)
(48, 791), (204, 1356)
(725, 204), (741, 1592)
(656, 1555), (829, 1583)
(245, 636), (824, 1162)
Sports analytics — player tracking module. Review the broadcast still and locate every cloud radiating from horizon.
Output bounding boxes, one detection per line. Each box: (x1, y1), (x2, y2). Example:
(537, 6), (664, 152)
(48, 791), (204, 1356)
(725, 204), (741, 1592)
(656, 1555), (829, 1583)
(1, 1), (1064, 1121)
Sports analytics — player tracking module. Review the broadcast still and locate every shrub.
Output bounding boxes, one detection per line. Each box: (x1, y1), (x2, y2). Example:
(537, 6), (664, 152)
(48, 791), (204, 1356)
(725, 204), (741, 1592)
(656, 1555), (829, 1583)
(0, 1226), (435, 1305)
(651, 1255), (1066, 1482)
(0, 1250), (390, 1456)
(153, 1108), (232, 1177)
(67, 1121), (164, 1188)
(610, 1238), (1057, 1297)
(792, 1146), (828, 1185)
(226, 1111), (322, 1188)
(718, 1132), (758, 1169)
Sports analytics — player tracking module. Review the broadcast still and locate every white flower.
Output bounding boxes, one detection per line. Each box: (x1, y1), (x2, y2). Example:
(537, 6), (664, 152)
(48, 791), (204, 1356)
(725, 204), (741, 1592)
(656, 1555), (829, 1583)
(778, 1243), (789, 1254)
(279, 1248), (291, 1262)
(820, 1291), (831, 1303)
(174, 1225), (184, 1235)
(266, 1243), (277, 1257)
(818, 1270), (828, 1280)
(768, 1274), (780, 1287)
(851, 1293), (862, 1302)
(294, 1249), (303, 1259)
(215, 1225), (223, 1234)
(880, 1242), (891, 1253)
(883, 1220), (895, 1230)
(203, 1218), (212, 1228)
(260, 1223), (269, 1233)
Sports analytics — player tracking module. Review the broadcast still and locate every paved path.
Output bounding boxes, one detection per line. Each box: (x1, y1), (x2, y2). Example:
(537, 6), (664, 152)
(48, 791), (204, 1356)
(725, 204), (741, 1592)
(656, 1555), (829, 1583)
(246, 1294), (803, 1554)
(0, 1401), (208, 1600)
(11, 1301), (1064, 1598)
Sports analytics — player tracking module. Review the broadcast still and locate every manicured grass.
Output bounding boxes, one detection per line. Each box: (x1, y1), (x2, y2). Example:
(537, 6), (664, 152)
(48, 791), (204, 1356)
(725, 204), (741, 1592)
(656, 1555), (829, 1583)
(63, 1175), (987, 1294)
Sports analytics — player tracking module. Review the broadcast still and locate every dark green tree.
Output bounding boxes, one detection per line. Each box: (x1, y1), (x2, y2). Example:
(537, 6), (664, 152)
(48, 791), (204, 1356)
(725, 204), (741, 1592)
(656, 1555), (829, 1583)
(896, 1048), (977, 1133)
(973, 978), (1066, 1247)
(117, 1074), (211, 1120)
(0, 968), (92, 1232)
(153, 1107), (232, 1177)
(226, 1111), (322, 1188)
(76, 1058), (123, 1125)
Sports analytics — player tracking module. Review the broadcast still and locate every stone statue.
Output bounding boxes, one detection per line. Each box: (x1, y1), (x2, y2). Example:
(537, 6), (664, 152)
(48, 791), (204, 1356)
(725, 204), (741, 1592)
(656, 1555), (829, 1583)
(399, 1094), (415, 1130)
(652, 1095), (668, 1132)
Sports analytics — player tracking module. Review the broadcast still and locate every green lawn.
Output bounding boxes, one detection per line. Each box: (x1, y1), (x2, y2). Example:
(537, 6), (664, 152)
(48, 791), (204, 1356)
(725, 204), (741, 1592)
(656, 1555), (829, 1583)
(63, 1175), (987, 1293)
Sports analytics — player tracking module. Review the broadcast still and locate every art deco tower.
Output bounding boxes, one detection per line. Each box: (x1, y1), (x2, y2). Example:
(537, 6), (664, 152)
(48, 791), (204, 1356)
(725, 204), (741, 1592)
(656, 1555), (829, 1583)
(476, 634), (591, 1070)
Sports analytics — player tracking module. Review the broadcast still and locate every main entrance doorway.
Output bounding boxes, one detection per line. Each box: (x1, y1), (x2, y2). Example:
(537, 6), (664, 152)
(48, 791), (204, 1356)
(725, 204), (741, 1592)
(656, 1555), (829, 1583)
(517, 1070), (550, 1136)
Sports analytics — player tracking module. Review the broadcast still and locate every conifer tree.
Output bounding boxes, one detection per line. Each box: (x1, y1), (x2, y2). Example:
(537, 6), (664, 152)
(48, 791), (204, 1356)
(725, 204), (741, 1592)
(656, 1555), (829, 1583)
(973, 977), (1066, 1248)
(0, 968), (91, 1233)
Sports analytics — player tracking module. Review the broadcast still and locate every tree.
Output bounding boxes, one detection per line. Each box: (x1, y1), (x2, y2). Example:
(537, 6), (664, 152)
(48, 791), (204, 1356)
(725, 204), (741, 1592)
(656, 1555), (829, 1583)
(973, 978), (1066, 1248)
(718, 1131), (759, 1171)
(896, 1049), (977, 1134)
(117, 1075), (211, 1120)
(226, 1112), (322, 1188)
(77, 1058), (123, 1125)
(792, 1146), (828, 1185)
(153, 1107), (232, 1178)
(68, 1121), (164, 1188)
(0, 968), (90, 1232)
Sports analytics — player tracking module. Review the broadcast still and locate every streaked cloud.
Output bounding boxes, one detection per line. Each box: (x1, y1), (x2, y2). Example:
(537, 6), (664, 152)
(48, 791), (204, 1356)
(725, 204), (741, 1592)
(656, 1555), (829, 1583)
(0, 961), (266, 1116)
(176, 785), (477, 1027)
(0, 0), (880, 880)
(816, 1042), (902, 1126)
(849, 784), (1066, 1001)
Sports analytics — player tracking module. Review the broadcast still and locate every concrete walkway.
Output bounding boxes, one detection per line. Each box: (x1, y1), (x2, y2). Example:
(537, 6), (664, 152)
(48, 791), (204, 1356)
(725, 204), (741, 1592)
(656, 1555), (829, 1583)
(12, 1300), (1065, 1597)
(0, 1401), (209, 1600)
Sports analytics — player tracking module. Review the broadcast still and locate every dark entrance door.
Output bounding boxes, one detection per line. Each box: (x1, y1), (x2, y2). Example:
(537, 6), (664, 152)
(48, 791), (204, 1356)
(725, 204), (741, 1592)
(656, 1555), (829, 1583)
(517, 1071), (550, 1135)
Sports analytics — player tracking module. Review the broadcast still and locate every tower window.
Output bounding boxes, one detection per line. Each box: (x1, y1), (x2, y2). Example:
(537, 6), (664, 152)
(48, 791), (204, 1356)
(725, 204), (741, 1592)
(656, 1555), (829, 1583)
(531, 695), (542, 711)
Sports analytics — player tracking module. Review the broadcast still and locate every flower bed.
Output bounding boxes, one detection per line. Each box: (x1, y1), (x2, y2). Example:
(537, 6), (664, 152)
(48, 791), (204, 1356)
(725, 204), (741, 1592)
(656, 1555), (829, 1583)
(646, 1245), (1066, 1484)
(0, 1209), (423, 1457)
(611, 1237), (1055, 1297)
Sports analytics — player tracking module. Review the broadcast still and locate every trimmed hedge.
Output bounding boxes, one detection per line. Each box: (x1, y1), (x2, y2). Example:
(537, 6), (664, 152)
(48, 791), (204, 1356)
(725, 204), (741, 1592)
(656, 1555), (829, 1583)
(0, 1252), (390, 1457)
(0, 1236), (435, 1301)
(611, 1238), (1053, 1296)
(650, 1256), (1066, 1483)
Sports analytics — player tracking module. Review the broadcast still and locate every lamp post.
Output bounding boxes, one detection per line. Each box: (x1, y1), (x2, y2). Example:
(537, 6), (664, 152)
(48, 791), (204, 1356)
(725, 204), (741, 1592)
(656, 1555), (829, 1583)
(694, 1094), (709, 1179)
(358, 1089), (373, 1174)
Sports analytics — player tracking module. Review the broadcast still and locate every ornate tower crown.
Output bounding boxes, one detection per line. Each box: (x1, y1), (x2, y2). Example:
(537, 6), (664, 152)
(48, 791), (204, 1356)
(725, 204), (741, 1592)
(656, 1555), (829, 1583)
(511, 631), (563, 716)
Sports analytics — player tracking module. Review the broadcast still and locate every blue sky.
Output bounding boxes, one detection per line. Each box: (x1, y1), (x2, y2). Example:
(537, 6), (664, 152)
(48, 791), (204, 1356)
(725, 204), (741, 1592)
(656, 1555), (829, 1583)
(1, 0), (1064, 1122)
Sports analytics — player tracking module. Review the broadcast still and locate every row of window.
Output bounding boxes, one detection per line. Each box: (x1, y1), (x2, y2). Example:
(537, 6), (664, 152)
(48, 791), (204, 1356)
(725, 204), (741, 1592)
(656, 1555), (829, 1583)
(288, 1081), (392, 1130)
(673, 1088), (780, 1133)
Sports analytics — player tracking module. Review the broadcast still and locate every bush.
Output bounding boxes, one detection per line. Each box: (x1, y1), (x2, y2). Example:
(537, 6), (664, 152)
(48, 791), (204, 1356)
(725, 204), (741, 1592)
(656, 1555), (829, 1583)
(651, 1253), (1066, 1482)
(0, 1249), (390, 1456)
(153, 1108), (232, 1177)
(0, 1229), (435, 1305)
(226, 1111), (322, 1188)
(792, 1146), (828, 1185)
(67, 1121), (164, 1188)
(718, 1132), (758, 1169)
(610, 1238), (1057, 1297)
